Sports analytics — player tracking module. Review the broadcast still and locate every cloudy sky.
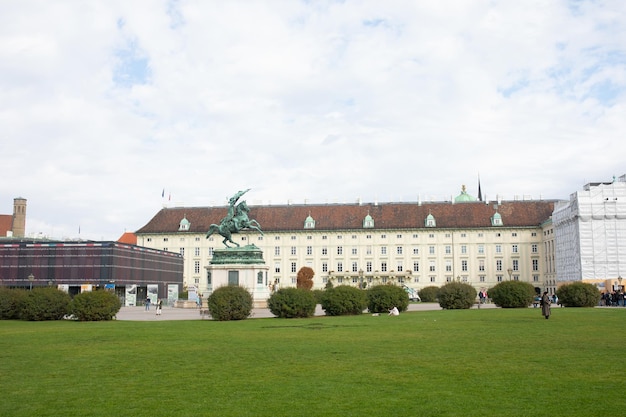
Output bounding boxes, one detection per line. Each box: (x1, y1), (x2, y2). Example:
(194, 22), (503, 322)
(1, 0), (625, 241)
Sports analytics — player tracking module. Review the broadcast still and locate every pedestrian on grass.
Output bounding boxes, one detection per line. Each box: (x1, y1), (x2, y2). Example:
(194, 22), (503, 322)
(541, 291), (551, 319)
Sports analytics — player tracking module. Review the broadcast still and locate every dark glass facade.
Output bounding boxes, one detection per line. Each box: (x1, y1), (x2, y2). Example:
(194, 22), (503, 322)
(0, 241), (183, 289)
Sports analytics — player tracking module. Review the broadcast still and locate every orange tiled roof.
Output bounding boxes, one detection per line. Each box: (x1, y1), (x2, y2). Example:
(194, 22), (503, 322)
(135, 200), (555, 234)
(117, 232), (138, 245)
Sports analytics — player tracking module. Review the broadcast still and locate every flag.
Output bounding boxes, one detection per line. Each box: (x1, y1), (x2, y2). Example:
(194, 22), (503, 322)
(169, 193), (171, 201)
(162, 189), (165, 198)
(78, 225), (81, 235)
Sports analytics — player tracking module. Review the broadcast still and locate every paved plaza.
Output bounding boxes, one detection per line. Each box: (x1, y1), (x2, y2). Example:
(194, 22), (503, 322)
(115, 302), (498, 321)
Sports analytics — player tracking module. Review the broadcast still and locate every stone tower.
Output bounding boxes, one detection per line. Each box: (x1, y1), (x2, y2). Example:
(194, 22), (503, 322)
(12, 197), (26, 237)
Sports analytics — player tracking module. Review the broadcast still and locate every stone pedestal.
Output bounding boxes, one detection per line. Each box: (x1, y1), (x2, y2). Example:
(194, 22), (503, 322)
(205, 244), (270, 308)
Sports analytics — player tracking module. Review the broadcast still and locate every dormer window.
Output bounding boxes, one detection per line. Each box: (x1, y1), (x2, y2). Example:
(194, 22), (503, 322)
(363, 214), (374, 228)
(491, 212), (503, 226)
(304, 214), (316, 229)
(178, 216), (190, 231)
(425, 213), (436, 227)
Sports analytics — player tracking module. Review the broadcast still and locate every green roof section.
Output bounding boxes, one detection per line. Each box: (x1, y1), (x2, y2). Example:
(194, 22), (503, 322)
(454, 185), (477, 203)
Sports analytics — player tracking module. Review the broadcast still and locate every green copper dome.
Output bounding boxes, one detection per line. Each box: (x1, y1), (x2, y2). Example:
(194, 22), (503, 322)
(454, 185), (476, 203)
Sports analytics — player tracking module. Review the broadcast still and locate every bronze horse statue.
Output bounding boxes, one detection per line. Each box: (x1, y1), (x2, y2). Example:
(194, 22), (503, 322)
(207, 199), (263, 248)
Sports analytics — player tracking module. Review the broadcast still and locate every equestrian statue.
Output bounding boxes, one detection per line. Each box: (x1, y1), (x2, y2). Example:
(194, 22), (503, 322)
(206, 189), (264, 247)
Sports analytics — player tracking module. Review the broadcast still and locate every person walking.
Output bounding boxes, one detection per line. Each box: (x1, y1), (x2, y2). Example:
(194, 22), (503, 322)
(156, 299), (163, 316)
(541, 291), (551, 319)
(145, 297), (151, 311)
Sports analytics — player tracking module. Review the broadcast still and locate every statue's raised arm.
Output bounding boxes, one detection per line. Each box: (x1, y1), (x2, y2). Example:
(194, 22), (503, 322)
(207, 188), (263, 248)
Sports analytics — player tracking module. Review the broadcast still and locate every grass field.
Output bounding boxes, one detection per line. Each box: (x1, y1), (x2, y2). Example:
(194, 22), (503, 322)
(1, 307), (625, 417)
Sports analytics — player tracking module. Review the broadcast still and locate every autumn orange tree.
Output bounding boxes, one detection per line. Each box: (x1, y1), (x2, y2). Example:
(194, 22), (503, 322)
(296, 266), (314, 290)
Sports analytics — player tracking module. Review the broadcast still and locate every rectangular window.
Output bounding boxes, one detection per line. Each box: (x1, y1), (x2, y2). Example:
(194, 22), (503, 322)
(366, 246), (372, 255)
(381, 246), (387, 255)
(430, 276), (436, 282)
(274, 247), (280, 256)
(496, 259), (502, 271)
(322, 247), (328, 255)
(461, 245), (467, 254)
(306, 246), (313, 255)
(413, 261), (419, 272)
(512, 244), (518, 253)
(194, 261), (200, 274)
(291, 262), (297, 273)
(208, 247), (214, 256)
(478, 245), (484, 254)
(397, 261), (403, 272)
(366, 261), (372, 272)
(461, 260), (468, 272)
(495, 245), (502, 253)
(337, 262), (343, 272)
(413, 247), (419, 255)
(180, 248), (185, 256)
(352, 262), (358, 272)
(396, 246), (403, 255)
(532, 244), (538, 253)
(337, 246), (343, 255)
(274, 263), (280, 273)
(532, 259), (539, 271)
(429, 261), (435, 272)
(291, 246), (297, 255)
(352, 248), (358, 255)
(381, 262), (387, 272)
(429, 246), (435, 255)
(322, 262), (328, 272)
(445, 260), (452, 272)
(195, 247), (200, 256)
(479, 259), (485, 271)
(513, 259), (519, 271)
(445, 246), (451, 254)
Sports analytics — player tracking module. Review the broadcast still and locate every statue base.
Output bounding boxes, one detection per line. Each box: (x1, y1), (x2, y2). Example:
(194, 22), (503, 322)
(206, 244), (270, 308)
(210, 244), (265, 265)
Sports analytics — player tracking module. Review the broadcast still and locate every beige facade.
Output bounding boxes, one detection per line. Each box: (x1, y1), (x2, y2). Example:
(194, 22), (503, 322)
(136, 197), (556, 297)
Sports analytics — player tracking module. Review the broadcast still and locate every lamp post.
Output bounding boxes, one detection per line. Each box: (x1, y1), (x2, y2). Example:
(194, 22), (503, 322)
(507, 268), (512, 281)
(28, 273), (34, 290)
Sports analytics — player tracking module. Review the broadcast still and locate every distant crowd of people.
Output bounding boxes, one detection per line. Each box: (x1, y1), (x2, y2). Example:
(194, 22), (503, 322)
(601, 291), (625, 307)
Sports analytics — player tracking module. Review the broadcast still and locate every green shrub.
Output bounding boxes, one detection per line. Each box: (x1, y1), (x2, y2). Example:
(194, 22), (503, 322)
(207, 285), (253, 321)
(418, 286), (439, 302)
(556, 282), (601, 307)
(312, 289), (325, 304)
(489, 281), (536, 308)
(0, 288), (28, 320)
(70, 290), (121, 321)
(367, 285), (409, 314)
(437, 282), (477, 310)
(320, 285), (367, 316)
(268, 287), (316, 318)
(19, 287), (71, 321)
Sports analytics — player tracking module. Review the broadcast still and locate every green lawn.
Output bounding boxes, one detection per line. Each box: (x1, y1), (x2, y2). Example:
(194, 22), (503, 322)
(1, 308), (624, 417)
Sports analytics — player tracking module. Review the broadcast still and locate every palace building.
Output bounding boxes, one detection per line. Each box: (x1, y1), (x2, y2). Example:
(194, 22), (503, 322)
(135, 186), (558, 297)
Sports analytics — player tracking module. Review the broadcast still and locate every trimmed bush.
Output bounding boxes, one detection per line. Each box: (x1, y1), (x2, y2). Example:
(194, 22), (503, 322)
(19, 287), (71, 321)
(437, 282), (477, 310)
(207, 285), (253, 321)
(367, 285), (409, 314)
(320, 285), (367, 316)
(0, 288), (28, 320)
(556, 282), (601, 307)
(312, 289), (325, 304)
(418, 286), (439, 302)
(489, 281), (536, 308)
(268, 287), (316, 318)
(70, 290), (121, 321)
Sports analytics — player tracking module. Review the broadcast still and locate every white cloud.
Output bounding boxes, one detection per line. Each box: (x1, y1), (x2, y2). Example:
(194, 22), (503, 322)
(1, 0), (625, 240)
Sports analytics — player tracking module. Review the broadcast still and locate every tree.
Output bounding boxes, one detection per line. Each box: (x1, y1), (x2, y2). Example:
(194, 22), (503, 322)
(296, 266), (315, 290)
(556, 282), (601, 307)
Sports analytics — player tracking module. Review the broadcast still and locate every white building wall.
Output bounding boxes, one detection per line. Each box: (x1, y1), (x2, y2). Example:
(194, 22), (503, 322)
(137, 223), (548, 295)
(553, 175), (626, 281)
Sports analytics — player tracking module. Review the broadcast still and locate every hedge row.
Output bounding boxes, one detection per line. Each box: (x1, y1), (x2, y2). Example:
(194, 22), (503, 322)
(0, 287), (121, 321)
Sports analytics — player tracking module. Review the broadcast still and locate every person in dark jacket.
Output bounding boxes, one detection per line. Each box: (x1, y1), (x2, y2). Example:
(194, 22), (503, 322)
(541, 291), (551, 319)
